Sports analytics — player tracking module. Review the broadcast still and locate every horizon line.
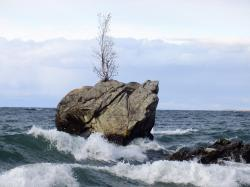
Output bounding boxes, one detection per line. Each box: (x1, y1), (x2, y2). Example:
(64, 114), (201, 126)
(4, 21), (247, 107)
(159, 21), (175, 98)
(1, 36), (250, 45)
(0, 106), (249, 112)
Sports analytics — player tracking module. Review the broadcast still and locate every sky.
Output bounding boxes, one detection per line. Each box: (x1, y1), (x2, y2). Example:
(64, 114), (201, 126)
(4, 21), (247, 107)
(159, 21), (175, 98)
(0, 0), (250, 110)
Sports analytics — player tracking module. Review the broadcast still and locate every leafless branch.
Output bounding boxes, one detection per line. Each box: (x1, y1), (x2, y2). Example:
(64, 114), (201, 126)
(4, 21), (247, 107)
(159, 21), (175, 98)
(93, 13), (118, 81)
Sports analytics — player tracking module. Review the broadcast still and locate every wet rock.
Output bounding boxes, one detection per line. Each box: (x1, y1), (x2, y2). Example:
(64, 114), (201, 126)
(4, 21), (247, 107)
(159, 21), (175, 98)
(55, 80), (159, 145)
(169, 138), (250, 164)
(169, 147), (204, 162)
(242, 144), (250, 163)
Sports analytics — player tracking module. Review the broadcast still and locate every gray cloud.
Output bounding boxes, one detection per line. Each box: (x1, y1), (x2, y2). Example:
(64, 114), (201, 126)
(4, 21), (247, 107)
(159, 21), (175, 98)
(0, 37), (250, 109)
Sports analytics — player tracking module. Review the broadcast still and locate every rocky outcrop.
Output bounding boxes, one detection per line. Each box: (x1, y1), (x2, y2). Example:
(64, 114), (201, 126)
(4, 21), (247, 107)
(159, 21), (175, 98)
(55, 80), (159, 145)
(168, 138), (250, 164)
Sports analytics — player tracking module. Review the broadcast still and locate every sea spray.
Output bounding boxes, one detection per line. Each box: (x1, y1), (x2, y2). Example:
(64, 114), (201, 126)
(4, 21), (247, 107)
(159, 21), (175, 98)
(28, 126), (148, 162)
(82, 160), (250, 187)
(152, 128), (198, 135)
(0, 163), (79, 187)
(2, 160), (250, 187)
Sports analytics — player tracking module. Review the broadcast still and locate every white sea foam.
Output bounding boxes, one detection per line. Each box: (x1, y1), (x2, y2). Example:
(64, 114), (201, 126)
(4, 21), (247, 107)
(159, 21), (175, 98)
(2, 161), (250, 187)
(88, 160), (250, 187)
(0, 163), (79, 187)
(28, 126), (151, 162)
(152, 128), (198, 135)
(130, 138), (165, 151)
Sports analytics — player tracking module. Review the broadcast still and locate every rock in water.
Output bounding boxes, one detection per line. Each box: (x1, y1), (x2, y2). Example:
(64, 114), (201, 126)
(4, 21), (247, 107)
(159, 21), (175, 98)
(169, 138), (250, 164)
(55, 80), (159, 145)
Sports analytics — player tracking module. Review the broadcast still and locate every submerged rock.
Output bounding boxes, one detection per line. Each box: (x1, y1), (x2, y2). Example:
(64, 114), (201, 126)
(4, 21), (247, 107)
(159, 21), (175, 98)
(55, 80), (159, 145)
(168, 138), (250, 164)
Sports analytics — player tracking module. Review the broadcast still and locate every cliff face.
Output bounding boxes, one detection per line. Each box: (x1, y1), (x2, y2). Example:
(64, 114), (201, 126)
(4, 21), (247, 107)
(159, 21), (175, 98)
(55, 80), (159, 145)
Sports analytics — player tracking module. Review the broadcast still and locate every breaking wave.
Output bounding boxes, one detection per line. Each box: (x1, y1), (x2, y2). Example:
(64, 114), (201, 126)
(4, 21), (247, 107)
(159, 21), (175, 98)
(152, 128), (198, 135)
(27, 126), (165, 162)
(88, 160), (250, 187)
(0, 163), (79, 187)
(2, 160), (250, 187)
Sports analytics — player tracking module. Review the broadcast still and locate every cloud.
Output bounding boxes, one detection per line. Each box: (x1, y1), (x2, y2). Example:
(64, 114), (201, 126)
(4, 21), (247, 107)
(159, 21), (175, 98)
(1, 1), (250, 42)
(0, 37), (250, 109)
(0, 38), (95, 98)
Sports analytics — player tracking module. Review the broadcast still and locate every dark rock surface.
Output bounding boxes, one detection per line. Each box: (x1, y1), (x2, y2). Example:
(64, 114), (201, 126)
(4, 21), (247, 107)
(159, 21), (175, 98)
(55, 80), (159, 145)
(168, 138), (250, 164)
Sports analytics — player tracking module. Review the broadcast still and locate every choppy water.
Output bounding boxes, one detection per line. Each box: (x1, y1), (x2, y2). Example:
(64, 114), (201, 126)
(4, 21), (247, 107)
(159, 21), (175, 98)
(0, 108), (250, 187)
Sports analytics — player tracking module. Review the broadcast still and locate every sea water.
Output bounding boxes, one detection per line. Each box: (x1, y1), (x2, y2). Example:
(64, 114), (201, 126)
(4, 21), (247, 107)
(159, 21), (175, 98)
(0, 108), (250, 187)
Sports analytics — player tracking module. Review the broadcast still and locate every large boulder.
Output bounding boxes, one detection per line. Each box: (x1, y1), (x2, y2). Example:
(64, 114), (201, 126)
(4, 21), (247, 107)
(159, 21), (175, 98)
(55, 80), (159, 145)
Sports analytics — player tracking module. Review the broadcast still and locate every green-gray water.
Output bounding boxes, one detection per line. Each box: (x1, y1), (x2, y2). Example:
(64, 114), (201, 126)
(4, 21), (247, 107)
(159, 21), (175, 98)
(0, 108), (250, 187)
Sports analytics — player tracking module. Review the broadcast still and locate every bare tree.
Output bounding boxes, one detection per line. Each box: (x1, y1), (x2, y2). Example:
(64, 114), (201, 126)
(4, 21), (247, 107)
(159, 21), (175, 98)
(93, 13), (118, 81)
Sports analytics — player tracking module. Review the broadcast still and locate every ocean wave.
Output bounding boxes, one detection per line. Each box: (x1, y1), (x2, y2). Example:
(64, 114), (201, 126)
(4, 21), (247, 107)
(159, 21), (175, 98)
(88, 160), (250, 187)
(0, 163), (79, 187)
(27, 126), (150, 162)
(2, 159), (250, 187)
(152, 128), (198, 135)
(130, 138), (165, 151)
